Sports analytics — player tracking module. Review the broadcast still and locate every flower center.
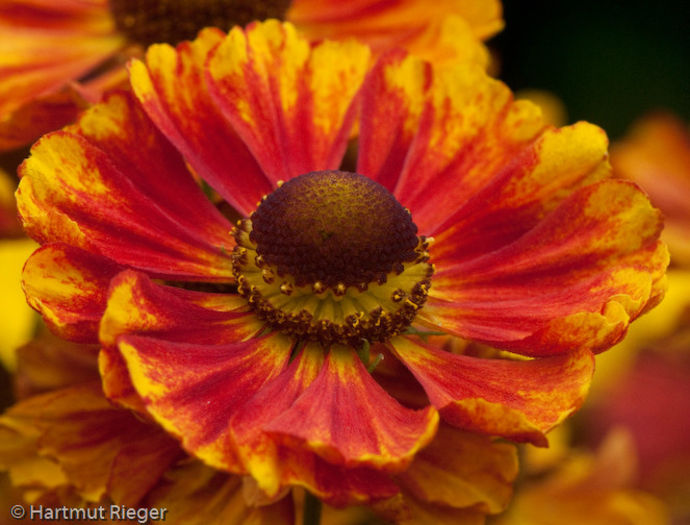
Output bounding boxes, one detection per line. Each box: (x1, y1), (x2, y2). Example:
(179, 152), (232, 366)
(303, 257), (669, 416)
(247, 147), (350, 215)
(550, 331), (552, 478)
(231, 171), (433, 346)
(110, 0), (292, 47)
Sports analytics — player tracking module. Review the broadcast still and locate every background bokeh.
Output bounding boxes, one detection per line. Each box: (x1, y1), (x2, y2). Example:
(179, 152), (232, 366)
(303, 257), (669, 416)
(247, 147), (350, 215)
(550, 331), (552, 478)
(494, 0), (690, 138)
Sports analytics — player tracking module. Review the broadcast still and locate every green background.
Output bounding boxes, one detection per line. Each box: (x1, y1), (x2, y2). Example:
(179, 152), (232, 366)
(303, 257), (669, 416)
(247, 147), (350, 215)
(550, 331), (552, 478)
(494, 0), (690, 138)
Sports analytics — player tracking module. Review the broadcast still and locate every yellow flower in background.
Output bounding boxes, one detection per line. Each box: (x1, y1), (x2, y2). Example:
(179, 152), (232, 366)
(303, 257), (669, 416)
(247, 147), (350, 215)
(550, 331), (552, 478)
(0, 0), (502, 152)
(0, 168), (37, 371)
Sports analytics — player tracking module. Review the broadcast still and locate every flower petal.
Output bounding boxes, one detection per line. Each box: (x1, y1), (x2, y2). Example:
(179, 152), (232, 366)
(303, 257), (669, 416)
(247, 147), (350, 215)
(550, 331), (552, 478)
(422, 180), (668, 356)
(373, 491), (486, 525)
(99, 270), (261, 410)
(357, 50), (431, 191)
(0, 0), (125, 150)
(358, 54), (556, 233)
(146, 462), (295, 525)
(22, 243), (124, 343)
(288, 0), (502, 61)
(382, 61), (547, 233)
(117, 332), (293, 472)
(0, 88), (82, 153)
(230, 343), (324, 497)
(429, 122), (611, 258)
(391, 337), (595, 445)
(17, 91), (233, 281)
(14, 332), (99, 400)
(397, 424), (517, 514)
(206, 20), (370, 181)
(99, 270), (258, 348)
(128, 28), (271, 216)
(0, 382), (181, 505)
(68, 90), (232, 247)
(229, 344), (399, 505)
(264, 346), (439, 471)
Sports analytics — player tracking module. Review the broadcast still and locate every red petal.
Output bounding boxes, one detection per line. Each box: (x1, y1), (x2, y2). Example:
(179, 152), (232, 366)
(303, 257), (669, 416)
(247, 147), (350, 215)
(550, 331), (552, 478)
(391, 336), (594, 446)
(230, 344), (323, 496)
(284, 457), (400, 507)
(287, 0), (503, 59)
(265, 346), (439, 471)
(117, 332), (293, 472)
(17, 91), (233, 281)
(371, 59), (546, 234)
(428, 122), (611, 255)
(206, 21), (370, 181)
(357, 50), (432, 191)
(22, 243), (124, 342)
(230, 344), (400, 505)
(100, 270), (259, 348)
(0, 0), (124, 150)
(128, 28), (271, 216)
(423, 180), (668, 356)
(99, 270), (261, 411)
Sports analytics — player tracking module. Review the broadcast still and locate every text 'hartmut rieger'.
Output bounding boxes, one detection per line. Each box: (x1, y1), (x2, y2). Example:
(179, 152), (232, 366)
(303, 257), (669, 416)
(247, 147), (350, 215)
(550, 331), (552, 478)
(14, 505), (168, 523)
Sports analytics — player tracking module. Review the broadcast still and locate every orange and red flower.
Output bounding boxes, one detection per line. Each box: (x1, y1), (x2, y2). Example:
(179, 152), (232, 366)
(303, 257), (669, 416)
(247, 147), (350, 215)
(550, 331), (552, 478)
(14, 20), (667, 510)
(0, 0), (501, 152)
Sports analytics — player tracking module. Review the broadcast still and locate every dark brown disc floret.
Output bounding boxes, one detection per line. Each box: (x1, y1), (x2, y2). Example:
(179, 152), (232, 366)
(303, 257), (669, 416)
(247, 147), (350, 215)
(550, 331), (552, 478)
(249, 171), (420, 289)
(110, 0), (291, 47)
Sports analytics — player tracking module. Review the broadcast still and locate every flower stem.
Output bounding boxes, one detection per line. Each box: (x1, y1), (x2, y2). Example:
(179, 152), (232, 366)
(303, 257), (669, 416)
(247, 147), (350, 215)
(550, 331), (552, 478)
(303, 491), (322, 525)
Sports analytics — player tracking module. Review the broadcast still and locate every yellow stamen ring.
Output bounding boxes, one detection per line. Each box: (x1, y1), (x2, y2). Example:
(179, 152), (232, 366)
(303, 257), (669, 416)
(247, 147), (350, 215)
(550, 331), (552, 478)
(231, 220), (433, 346)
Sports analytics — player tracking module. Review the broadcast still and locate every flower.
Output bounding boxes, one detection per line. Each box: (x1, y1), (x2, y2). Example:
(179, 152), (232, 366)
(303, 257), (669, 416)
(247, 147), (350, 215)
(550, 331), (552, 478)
(493, 429), (669, 525)
(611, 113), (690, 266)
(0, 0), (128, 152)
(0, 168), (37, 370)
(587, 348), (690, 521)
(0, 0), (501, 152)
(15, 20), (667, 510)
